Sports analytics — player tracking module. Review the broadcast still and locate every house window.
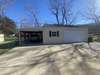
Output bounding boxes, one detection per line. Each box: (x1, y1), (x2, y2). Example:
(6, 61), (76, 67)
(49, 31), (59, 37)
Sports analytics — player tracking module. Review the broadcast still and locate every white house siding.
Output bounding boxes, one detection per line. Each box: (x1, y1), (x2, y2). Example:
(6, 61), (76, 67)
(19, 26), (88, 44)
(0, 34), (4, 42)
(43, 27), (88, 44)
(63, 29), (88, 43)
(43, 27), (64, 44)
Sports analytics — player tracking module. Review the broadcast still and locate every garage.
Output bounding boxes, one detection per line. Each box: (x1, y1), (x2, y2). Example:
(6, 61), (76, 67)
(64, 30), (88, 43)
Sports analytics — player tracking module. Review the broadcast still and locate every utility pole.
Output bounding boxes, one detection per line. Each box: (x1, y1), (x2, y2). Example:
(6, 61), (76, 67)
(18, 24), (21, 45)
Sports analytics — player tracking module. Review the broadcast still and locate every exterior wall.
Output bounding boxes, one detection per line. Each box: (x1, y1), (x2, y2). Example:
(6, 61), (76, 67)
(0, 34), (4, 42)
(20, 26), (88, 44)
(43, 27), (88, 44)
(43, 27), (64, 44)
(63, 29), (88, 43)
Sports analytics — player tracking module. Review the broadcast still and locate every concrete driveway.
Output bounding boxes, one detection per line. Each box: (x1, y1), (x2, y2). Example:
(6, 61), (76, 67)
(0, 42), (100, 75)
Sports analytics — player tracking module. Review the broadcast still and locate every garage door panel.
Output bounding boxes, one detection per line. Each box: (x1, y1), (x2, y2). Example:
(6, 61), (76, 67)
(64, 31), (87, 42)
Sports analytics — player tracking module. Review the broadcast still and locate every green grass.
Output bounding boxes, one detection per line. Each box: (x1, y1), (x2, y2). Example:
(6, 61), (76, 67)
(93, 35), (100, 42)
(88, 34), (100, 42)
(0, 40), (18, 55)
(0, 41), (18, 49)
(5, 36), (17, 41)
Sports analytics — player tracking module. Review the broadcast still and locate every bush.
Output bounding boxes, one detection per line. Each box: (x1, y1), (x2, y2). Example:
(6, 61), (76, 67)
(88, 36), (93, 43)
(5, 35), (17, 41)
(93, 35), (100, 42)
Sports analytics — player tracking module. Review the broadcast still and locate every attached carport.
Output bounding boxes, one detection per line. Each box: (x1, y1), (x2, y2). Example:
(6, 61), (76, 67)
(20, 31), (43, 43)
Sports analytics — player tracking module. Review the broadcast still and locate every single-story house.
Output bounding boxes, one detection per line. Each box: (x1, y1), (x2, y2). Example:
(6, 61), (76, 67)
(19, 25), (88, 44)
(0, 34), (4, 42)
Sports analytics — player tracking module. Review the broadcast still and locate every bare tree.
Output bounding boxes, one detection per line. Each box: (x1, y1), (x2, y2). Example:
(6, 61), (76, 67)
(49, 0), (76, 25)
(49, 0), (61, 24)
(61, 0), (66, 24)
(19, 17), (29, 28)
(0, 0), (15, 17)
(61, 0), (77, 25)
(82, 0), (100, 24)
(26, 5), (40, 27)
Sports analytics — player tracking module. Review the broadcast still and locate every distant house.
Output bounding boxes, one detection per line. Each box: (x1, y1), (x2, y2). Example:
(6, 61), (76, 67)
(19, 24), (88, 44)
(0, 34), (4, 42)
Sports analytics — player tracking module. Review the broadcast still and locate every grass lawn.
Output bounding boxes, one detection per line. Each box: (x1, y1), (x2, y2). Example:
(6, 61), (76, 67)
(0, 40), (18, 55)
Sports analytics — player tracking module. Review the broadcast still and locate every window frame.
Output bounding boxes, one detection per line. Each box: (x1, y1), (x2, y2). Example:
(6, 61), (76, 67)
(49, 31), (59, 37)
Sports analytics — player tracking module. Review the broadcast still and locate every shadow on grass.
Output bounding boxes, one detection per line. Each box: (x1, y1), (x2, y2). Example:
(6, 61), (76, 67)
(0, 41), (19, 55)
(0, 43), (100, 75)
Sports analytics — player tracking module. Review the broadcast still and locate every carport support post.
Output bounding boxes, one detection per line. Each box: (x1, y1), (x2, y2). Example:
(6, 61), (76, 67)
(18, 28), (21, 45)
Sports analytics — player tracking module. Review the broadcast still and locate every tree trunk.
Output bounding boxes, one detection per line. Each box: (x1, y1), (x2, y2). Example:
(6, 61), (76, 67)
(55, 14), (59, 25)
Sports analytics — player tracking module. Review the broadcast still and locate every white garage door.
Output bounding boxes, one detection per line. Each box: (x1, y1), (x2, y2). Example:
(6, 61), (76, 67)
(64, 30), (87, 43)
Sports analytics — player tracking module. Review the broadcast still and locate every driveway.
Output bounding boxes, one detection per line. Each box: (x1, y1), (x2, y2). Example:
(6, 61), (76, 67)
(0, 42), (100, 75)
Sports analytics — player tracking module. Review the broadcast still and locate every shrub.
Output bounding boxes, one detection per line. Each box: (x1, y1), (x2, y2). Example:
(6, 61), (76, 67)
(88, 36), (93, 43)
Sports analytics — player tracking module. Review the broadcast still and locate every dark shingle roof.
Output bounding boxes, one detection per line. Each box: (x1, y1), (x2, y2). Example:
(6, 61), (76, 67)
(43, 24), (79, 27)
